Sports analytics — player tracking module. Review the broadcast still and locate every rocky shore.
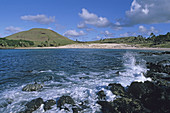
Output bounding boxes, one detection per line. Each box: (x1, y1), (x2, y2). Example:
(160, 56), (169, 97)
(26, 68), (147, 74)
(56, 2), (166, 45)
(16, 51), (170, 113)
(97, 51), (170, 113)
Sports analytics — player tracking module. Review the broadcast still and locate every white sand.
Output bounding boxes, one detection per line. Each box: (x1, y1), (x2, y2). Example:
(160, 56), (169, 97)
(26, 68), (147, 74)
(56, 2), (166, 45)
(15, 43), (170, 51)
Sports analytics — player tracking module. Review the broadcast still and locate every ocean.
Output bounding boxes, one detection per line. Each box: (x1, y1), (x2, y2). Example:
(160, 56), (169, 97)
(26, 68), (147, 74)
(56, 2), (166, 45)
(0, 49), (169, 112)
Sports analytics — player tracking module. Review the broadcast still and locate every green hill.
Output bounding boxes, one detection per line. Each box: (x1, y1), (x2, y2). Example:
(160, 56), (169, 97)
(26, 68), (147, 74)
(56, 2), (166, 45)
(1, 28), (74, 47)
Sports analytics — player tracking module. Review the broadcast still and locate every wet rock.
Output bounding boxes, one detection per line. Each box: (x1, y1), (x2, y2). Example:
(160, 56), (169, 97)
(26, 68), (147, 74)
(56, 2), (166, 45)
(141, 87), (170, 112)
(162, 51), (170, 54)
(98, 98), (147, 113)
(145, 71), (170, 81)
(139, 51), (170, 56)
(139, 52), (153, 56)
(128, 81), (170, 112)
(155, 79), (170, 87)
(44, 99), (56, 111)
(147, 60), (170, 74)
(57, 96), (75, 109)
(157, 60), (170, 66)
(0, 98), (13, 108)
(139, 52), (163, 56)
(97, 101), (112, 113)
(128, 81), (157, 99)
(24, 98), (43, 113)
(79, 76), (90, 79)
(108, 83), (126, 96)
(22, 83), (43, 91)
(146, 62), (161, 72)
(97, 90), (106, 100)
(72, 105), (82, 113)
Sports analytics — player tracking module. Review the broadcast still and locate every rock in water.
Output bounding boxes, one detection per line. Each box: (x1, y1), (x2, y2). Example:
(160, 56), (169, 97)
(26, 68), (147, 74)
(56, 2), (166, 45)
(44, 99), (56, 111)
(98, 98), (147, 113)
(24, 98), (43, 113)
(57, 96), (75, 109)
(97, 90), (106, 100)
(147, 60), (170, 74)
(128, 81), (156, 99)
(108, 83), (126, 96)
(128, 81), (170, 112)
(22, 83), (43, 91)
(0, 98), (13, 108)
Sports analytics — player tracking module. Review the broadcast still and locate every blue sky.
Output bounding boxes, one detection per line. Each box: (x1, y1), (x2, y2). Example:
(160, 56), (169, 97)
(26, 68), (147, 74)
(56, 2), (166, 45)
(0, 0), (170, 41)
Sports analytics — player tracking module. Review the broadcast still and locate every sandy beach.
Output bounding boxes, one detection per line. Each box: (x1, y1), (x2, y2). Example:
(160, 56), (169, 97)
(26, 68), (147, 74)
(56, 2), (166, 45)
(14, 43), (170, 51)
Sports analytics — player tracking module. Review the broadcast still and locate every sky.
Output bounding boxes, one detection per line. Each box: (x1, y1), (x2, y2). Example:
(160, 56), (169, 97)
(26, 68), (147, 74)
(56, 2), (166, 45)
(0, 0), (170, 41)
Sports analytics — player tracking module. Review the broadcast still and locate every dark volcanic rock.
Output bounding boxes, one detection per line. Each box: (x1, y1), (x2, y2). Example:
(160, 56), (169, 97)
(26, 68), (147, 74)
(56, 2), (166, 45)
(162, 51), (170, 54)
(101, 58), (170, 113)
(108, 83), (126, 96)
(57, 96), (75, 109)
(0, 98), (13, 108)
(147, 60), (170, 74)
(139, 51), (170, 56)
(44, 99), (56, 111)
(72, 106), (82, 113)
(128, 81), (170, 112)
(24, 98), (43, 113)
(128, 81), (157, 99)
(97, 90), (106, 100)
(155, 79), (170, 87)
(98, 98), (147, 113)
(157, 60), (170, 66)
(22, 83), (43, 92)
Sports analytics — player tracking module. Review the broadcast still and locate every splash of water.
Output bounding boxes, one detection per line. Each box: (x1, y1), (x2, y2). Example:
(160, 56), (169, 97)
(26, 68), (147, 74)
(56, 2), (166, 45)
(117, 52), (151, 87)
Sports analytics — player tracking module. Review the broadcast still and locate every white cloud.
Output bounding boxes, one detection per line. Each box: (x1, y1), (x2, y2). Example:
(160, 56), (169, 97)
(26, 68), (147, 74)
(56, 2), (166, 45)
(96, 36), (101, 39)
(77, 23), (86, 29)
(120, 32), (136, 37)
(139, 25), (158, 35)
(86, 28), (93, 31)
(79, 8), (110, 27)
(139, 25), (147, 33)
(5, 26), (22, 34)
(113, 22), (122, 30)
(120, 32), (130, 37)
(101, 30), (114, 37)
(63, 30), (86, 37)
(125, 0), (170, 26)
(47, 27), (52, 30)
(78, 8), (123, 30)
(21, 14), (55, 24)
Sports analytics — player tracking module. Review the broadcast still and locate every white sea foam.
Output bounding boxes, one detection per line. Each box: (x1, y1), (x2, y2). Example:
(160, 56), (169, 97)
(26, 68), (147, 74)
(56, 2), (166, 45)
(0, 70), (118, 113)
(117, 52), (151, 87)
(31, 70), (53, 74)
(0, 52), (152, 113)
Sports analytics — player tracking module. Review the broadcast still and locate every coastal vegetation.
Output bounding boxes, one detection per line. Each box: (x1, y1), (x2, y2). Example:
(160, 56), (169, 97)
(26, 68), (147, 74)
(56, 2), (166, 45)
(0, 38), (34, 47)
(95, 32), (170, 48)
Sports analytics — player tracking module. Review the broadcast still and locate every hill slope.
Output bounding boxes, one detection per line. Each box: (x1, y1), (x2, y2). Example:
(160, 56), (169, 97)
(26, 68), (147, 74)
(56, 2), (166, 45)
(5, 28), (74, 47)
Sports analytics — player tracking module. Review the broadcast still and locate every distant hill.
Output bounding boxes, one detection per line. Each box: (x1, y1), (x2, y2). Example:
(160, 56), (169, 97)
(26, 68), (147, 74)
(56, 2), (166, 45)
(2, 28), (74, 47)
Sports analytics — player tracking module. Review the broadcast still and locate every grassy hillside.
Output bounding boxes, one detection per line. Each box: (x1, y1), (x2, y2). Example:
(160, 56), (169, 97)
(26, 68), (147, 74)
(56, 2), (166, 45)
(3, 28), (74, 47)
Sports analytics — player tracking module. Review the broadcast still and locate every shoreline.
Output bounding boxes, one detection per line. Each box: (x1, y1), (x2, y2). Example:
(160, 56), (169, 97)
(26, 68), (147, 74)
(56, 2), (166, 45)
(1, 43), (170, 51)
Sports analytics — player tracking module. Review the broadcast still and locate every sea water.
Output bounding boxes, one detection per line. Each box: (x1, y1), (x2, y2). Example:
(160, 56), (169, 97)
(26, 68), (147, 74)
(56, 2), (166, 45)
(0, 49), (169, 113)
